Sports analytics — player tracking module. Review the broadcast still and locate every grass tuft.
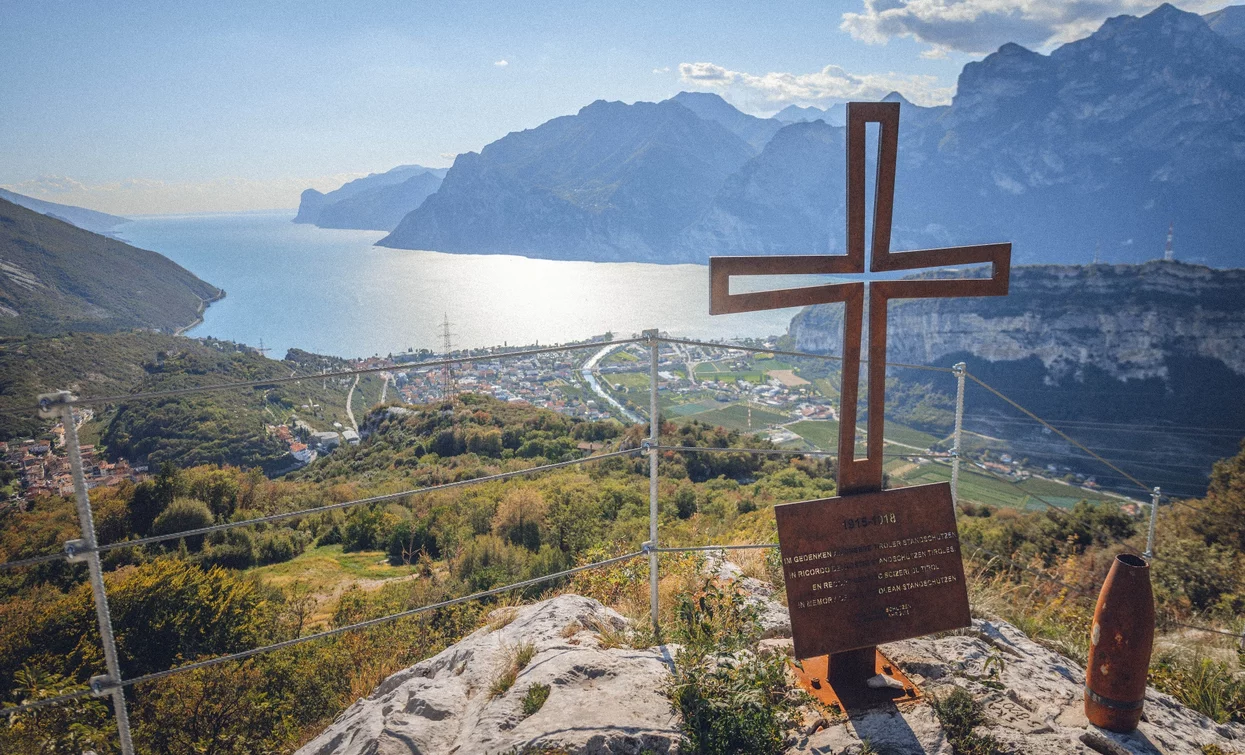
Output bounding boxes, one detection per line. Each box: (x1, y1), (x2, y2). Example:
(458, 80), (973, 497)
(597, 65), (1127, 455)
(489, 641), (538, 699)
(521, 683), (551, 717)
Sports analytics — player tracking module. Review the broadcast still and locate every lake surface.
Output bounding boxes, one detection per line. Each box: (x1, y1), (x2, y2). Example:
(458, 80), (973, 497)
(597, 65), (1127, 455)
(117, 210), (807, 359)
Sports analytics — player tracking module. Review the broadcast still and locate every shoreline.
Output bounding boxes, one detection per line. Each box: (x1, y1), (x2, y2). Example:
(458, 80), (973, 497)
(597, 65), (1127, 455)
(175, 288), (226, 336)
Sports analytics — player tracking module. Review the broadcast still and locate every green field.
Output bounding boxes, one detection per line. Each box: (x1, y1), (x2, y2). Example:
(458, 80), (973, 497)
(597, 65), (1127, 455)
(788, 419), (842, 449)
(250, 544), (419, 594)
(887, 458), (1119, 510)
(675, 403), (791, 432)
(604, 372), (650, 391)
(602, 349), (640, 365)
(882, 422), (942, 450)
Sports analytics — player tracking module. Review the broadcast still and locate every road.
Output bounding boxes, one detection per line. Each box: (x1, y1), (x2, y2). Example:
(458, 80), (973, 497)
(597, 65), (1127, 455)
(345, 373), (360, 433)
(581, 343), (644, 424)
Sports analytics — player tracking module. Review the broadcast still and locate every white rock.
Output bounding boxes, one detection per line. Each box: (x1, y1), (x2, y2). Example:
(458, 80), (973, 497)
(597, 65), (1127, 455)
(296, 595), (680, 755)
(301, 583), (1245, 755)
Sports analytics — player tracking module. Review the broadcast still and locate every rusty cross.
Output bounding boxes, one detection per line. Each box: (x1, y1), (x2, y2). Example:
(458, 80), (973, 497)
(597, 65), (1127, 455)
(709, 102), (1011, 496)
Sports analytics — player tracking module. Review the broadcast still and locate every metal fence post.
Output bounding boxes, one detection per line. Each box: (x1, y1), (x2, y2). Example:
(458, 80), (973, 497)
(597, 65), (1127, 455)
(1145, 486), (1161, 560)
(951, 362), (967, 506)
(643, 329), (660, 634)
(39, 391), (135, 755)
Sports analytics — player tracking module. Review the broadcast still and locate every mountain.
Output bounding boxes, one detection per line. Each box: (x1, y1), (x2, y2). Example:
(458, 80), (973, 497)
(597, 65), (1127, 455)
(315, 170), (444, 231)
(378, 99), (758, 262)
(774, 102), (846, 126)
(689, 5), (1245, 267)
(789, 260), (1245, 494)
(1205, 4), (1245, 47)
(0, 188), (129, 237)
(669, 91), (785, 151)
(294, 165), (447, 230)
(0, 198), (221, 336)
(377, 5), (1244, 266)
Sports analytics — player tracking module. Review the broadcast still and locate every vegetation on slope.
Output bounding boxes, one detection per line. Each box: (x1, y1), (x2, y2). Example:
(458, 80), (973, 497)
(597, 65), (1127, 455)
(0, 199), (220, 336)
(1, 392), (1242, 753)
(0, 332), (373, 469)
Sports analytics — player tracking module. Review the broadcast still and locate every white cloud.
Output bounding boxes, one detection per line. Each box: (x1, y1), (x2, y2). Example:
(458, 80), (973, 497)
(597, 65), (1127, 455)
(439, 152), (458, 161)
(494, 59), (509, 67)
(840, 0), (1224, 55)
(2, 173), (369, 216)
(677, 61), (955, 109)
(652, 66), (671, 74)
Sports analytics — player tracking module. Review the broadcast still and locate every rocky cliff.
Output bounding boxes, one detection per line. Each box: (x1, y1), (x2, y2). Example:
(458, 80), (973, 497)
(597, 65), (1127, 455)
(295, 165), (446, 231)
(791, 262), (1245, 383)
(297, 564), (1244, 754)
(789, 261), (1245, 494)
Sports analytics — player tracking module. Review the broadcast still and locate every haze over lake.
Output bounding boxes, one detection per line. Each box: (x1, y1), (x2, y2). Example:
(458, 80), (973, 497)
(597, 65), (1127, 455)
(117, 211), (802, 359)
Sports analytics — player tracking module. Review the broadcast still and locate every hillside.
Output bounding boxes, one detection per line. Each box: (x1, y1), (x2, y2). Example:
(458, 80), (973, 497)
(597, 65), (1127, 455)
(0, 188), (129, 237)
(295, 165), (447, 231)
(790, 261), (1245, 494)
(0, 199), (221, 336)
(3, 389), (1242, 753)
(0, 331), (372, 469)
(373, 5), (1245, 266)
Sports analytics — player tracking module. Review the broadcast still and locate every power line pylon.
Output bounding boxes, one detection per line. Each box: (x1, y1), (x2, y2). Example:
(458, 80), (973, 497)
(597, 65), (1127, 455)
(441, 313), (457, 398)
(1163, 222), (1175, 262)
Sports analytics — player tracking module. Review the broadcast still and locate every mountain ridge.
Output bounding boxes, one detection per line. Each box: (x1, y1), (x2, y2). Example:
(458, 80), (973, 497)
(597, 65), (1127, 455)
(372, 4), (1245, 266)
(295, 164), (447, 231)
(0, 198), (221, 336)
(0, 188), (130, 237)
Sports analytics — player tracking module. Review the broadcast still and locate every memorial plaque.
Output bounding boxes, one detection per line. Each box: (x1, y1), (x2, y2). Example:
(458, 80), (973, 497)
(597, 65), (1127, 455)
(775, 482), (970, 660)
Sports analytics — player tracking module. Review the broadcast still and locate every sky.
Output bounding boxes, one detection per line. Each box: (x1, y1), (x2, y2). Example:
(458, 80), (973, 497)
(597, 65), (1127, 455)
(0, 0), (1228, 214)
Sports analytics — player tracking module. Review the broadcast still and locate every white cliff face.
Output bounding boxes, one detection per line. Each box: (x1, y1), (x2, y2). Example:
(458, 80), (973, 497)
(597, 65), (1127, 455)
(299, 582), (1244, 755)
(790, 262), (1245, 383)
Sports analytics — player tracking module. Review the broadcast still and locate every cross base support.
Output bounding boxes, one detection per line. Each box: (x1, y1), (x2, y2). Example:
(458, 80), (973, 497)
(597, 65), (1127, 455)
(791, 646), (922, 714)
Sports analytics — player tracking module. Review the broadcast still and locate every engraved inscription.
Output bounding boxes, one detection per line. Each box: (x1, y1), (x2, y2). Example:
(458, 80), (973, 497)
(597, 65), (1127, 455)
(774, 482), (972, 659)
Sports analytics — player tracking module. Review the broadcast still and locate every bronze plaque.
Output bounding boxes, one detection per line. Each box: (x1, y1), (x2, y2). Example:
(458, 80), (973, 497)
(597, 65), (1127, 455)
(775, 482), (971, 660)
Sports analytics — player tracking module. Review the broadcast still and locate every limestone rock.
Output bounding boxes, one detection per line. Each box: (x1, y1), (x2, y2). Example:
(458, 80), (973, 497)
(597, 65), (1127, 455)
(296, 594), (680, 755)
(301, 586), (1244, 755)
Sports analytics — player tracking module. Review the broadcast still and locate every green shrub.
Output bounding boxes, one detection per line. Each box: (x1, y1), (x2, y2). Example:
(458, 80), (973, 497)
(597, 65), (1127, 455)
(386, 521), (439, 566)
(666, 580), (802, 755)
(521, 683), (551, 717)
(1150, 654), (1245, 724)
(929, 687), (1000, 755)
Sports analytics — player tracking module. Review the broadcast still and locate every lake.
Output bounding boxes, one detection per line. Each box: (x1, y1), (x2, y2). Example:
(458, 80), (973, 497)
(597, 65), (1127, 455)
(117, 210), (809, 359)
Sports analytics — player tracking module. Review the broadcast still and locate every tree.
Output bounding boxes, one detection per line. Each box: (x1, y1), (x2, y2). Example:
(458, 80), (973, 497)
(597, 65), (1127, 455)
(674, 485), (698, 520)
(493, 488), (547, 551)
(151, 498), (214, 551)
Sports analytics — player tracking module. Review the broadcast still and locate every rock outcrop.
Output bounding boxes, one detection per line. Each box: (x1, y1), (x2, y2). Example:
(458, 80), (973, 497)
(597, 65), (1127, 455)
(297, 595), (681, 755)
(298, 577), (1244, 754)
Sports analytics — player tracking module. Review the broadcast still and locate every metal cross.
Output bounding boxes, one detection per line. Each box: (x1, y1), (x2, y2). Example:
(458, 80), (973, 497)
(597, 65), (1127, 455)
(709, 101), (1011, 496)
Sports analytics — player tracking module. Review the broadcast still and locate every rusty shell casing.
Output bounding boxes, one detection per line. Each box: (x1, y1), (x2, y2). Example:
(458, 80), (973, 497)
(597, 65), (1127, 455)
(1084, 553), (1154, 732)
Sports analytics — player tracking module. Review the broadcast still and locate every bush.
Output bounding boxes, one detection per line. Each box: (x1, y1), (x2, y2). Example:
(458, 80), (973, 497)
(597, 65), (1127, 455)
(201, 529), (255, 569)
(255, 530), (304, 565)
(317, 524), (342, 546)
(151, 497), (214, 551)
(929, 687), (1000, 755)
(674, 485), (698, 519)
(666, 580), (802, 755)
